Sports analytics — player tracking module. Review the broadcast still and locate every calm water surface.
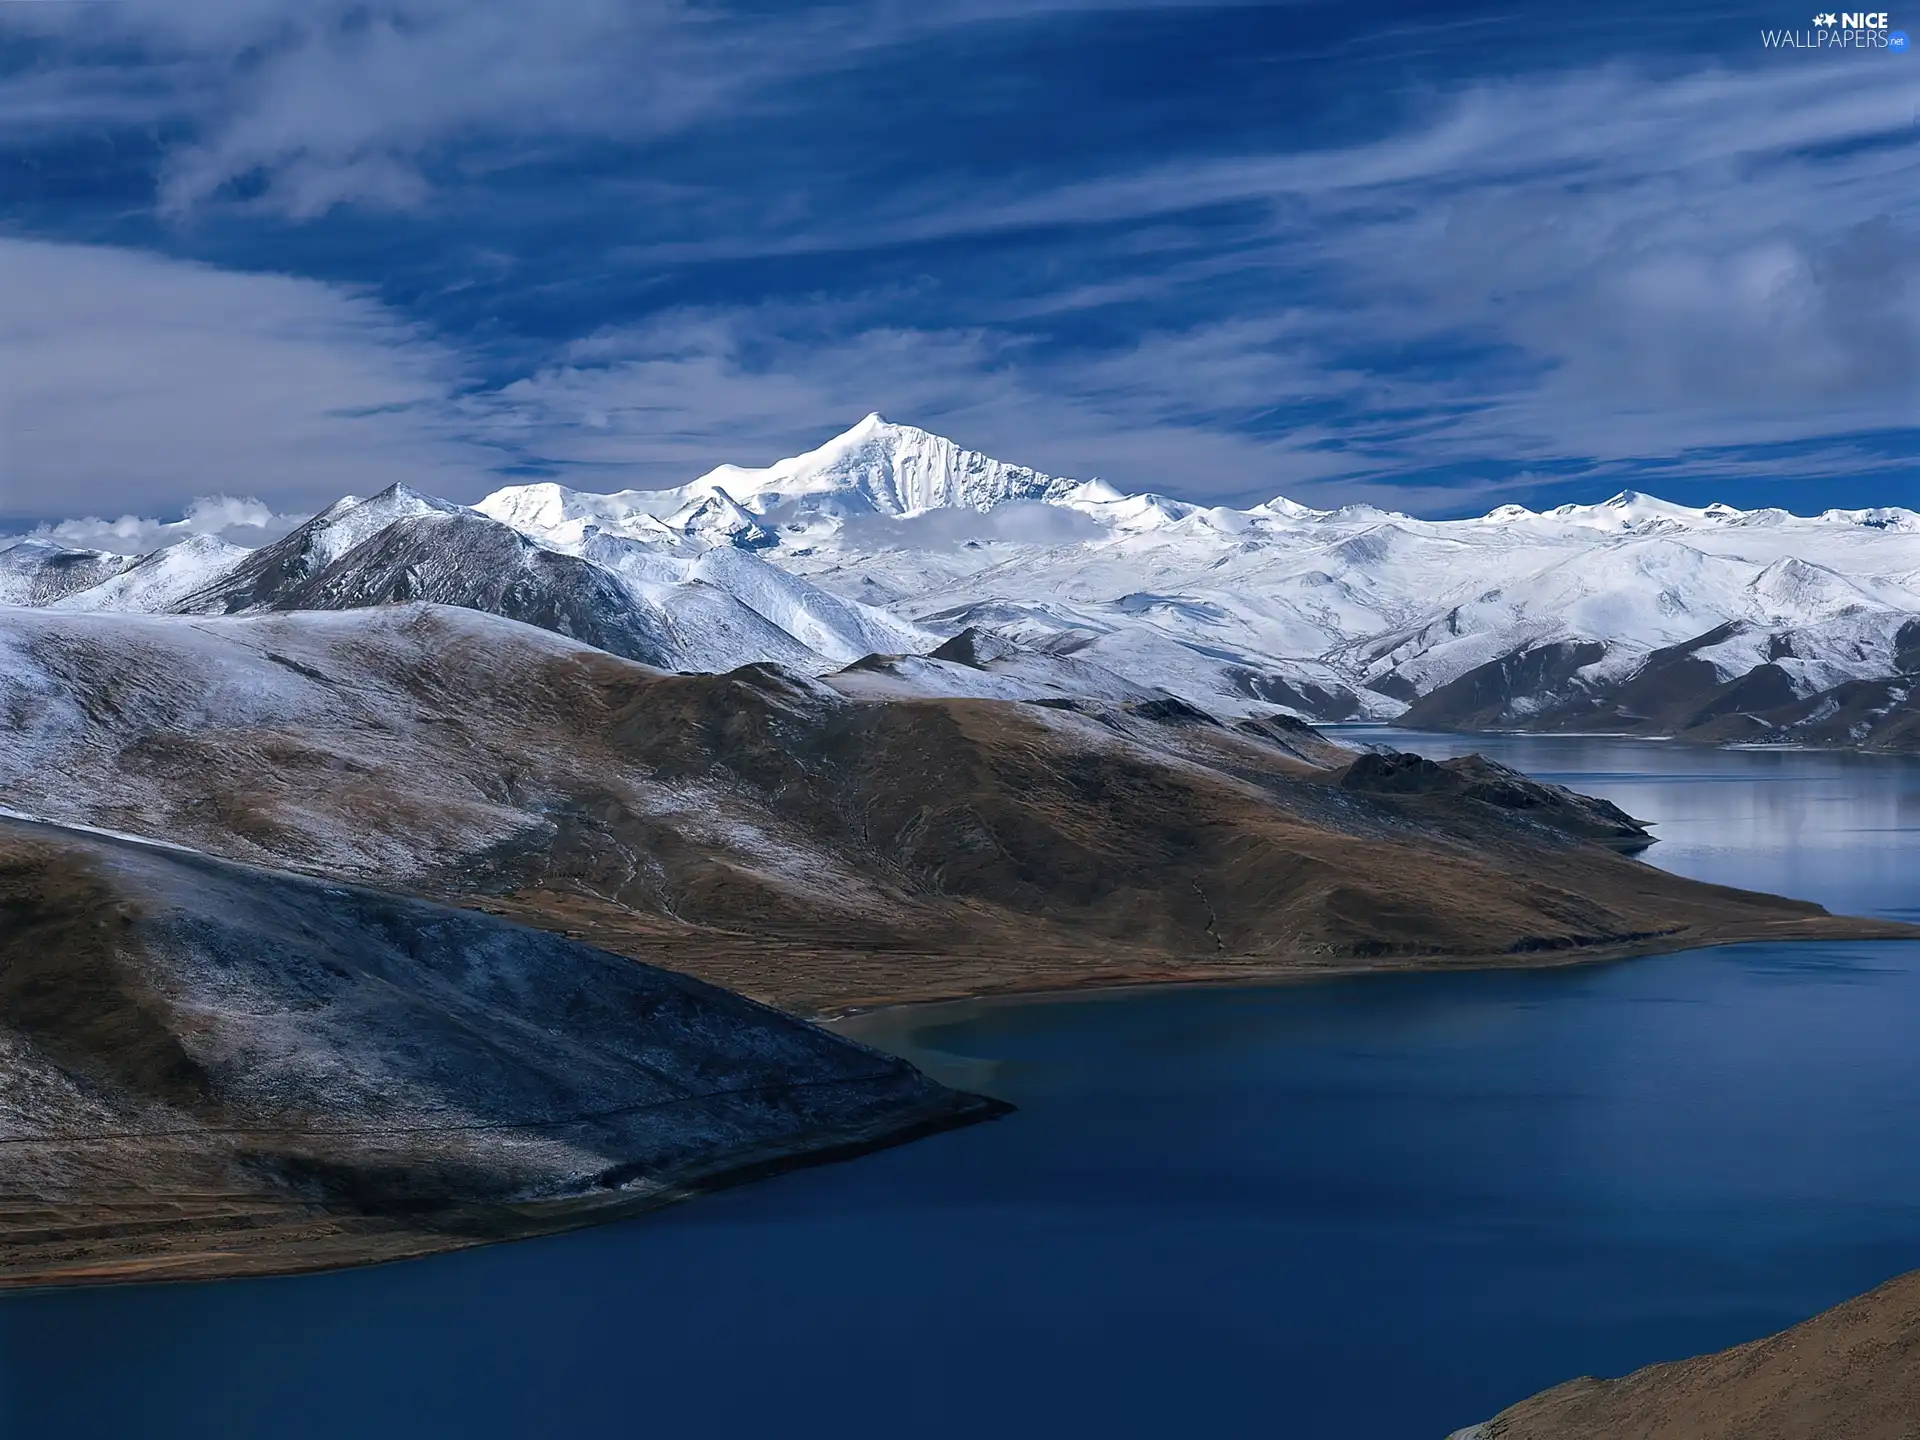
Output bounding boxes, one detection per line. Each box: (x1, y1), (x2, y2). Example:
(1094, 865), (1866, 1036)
(5, 734), (1920, 1439)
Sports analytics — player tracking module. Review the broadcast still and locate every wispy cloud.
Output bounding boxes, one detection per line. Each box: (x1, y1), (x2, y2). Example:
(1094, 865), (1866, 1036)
(1, 0), (1238, 216)
(0, 239), (486, 519)
(473, 306), (1485, 510)
(2, 3), (1916, 518)
(585, 60), (1920, 475)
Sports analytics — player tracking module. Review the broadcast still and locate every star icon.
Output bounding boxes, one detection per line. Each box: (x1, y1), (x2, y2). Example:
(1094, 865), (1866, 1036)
(1814, 12), (1838, 23)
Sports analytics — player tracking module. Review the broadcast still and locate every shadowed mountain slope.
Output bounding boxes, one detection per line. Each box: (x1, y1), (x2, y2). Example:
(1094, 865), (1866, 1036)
(0, 818), (999, 1288)
(1405, 624), (1920, 750)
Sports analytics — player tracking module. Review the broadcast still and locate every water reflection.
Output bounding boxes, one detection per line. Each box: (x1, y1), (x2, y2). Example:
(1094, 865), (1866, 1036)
(1332, 728), (1920, 921)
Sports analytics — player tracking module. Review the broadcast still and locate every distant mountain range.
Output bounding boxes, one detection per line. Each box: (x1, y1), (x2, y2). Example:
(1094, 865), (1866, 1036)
(7, 414), (1918, 749)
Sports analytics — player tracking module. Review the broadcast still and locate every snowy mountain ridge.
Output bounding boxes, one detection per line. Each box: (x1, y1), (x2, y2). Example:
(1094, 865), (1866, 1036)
(6, 415), (1919, 747)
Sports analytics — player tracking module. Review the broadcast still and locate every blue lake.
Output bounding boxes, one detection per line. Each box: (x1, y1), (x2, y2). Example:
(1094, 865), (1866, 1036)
(5, 733), (1920, 1438)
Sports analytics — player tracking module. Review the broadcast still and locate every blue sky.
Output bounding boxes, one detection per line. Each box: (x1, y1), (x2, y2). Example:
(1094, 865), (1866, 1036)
(2, 0), (1917, 534)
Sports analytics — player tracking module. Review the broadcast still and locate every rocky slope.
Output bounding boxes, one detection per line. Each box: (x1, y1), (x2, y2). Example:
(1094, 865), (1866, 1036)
(1449, 1267), (1920, 1440)
(0, 604), (1904, 1016)
(0, 816), (1001, 1289)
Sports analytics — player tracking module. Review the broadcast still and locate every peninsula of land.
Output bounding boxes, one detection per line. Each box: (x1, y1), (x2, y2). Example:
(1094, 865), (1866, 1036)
(2, 603), (1915, 1290)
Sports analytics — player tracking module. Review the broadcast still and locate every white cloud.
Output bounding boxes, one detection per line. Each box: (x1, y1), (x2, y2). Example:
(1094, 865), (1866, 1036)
(25, 495), (307, 554)
(585, 59), (1920, 480)
(4, 15), (1916, 515)
(0, 239), (486, 519)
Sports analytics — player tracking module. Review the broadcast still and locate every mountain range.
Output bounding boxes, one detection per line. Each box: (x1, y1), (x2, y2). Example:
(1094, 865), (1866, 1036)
(6, 413), (1919, 749)
(9, 418), (1920, 1288)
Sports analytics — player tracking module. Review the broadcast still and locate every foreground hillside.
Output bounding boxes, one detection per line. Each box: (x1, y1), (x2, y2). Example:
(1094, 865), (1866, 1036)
(0, 603), (1905, 1015)
(0, 818), (999, 1289)
(1451, 1269), (1920, 1440)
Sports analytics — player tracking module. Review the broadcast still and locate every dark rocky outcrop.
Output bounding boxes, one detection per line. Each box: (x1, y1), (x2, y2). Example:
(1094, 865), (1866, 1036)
(0, 541), (133, 605)
(1224, 666), (1363, 721)
(1896, 618), (1920, 674)
(274, 512), (683, 669)
(929, 625), (1022, 667)
(1339, 750), (1653, 850)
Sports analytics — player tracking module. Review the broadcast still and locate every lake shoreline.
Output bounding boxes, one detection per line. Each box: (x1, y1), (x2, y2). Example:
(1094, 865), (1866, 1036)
(9, 913), (1914, 1296)
(1451, 1263), (1920, 1439)
(1330, 720), (1920, 759)
(0, 1087), (1009, 1296)
(9, 912), (1913, 1297)
(812, 912), (1920, 1026)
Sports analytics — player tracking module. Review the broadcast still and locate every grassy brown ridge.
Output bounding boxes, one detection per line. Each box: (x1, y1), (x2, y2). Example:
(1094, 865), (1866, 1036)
(471, 892), (1913, 1020)
(0, 1099), (1000, 1293)
(1456, 1269), (1920, 1440)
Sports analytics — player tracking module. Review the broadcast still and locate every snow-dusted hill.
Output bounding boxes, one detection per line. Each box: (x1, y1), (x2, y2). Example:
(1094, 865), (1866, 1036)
(6, 415), (1918, 747)
(0, 480), (936, 678)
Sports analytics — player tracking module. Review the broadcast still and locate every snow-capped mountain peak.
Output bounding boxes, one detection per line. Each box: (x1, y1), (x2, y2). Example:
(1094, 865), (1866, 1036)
(1818, 506), (1920, 532)
(474, 480), (683, 545)
(1543, 490), (1723, 531)
(1745, 555), (1881, 620)
(1255, 496), (1331, 522)
(9, 414), (1920, 744)
(685, 414), (1081, 518)
(667, 488), (777, 550)
(51, 534), (252, 614)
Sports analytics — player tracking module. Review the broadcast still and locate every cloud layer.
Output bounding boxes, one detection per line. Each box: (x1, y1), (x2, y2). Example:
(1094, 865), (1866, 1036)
(2, 1), (1917, 519)
(21, 495), (308, 554)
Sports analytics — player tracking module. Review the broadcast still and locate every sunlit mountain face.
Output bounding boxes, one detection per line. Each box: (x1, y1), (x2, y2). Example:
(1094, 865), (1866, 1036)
(6, 415), (1918, 749)
(1, 0), (1916, 533)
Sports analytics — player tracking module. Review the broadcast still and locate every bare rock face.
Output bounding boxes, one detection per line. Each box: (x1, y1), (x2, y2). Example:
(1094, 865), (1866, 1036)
(176, 499), (687, 670)
(0, 818), (1003, 1288)
(1399, 640), (1610, 732)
